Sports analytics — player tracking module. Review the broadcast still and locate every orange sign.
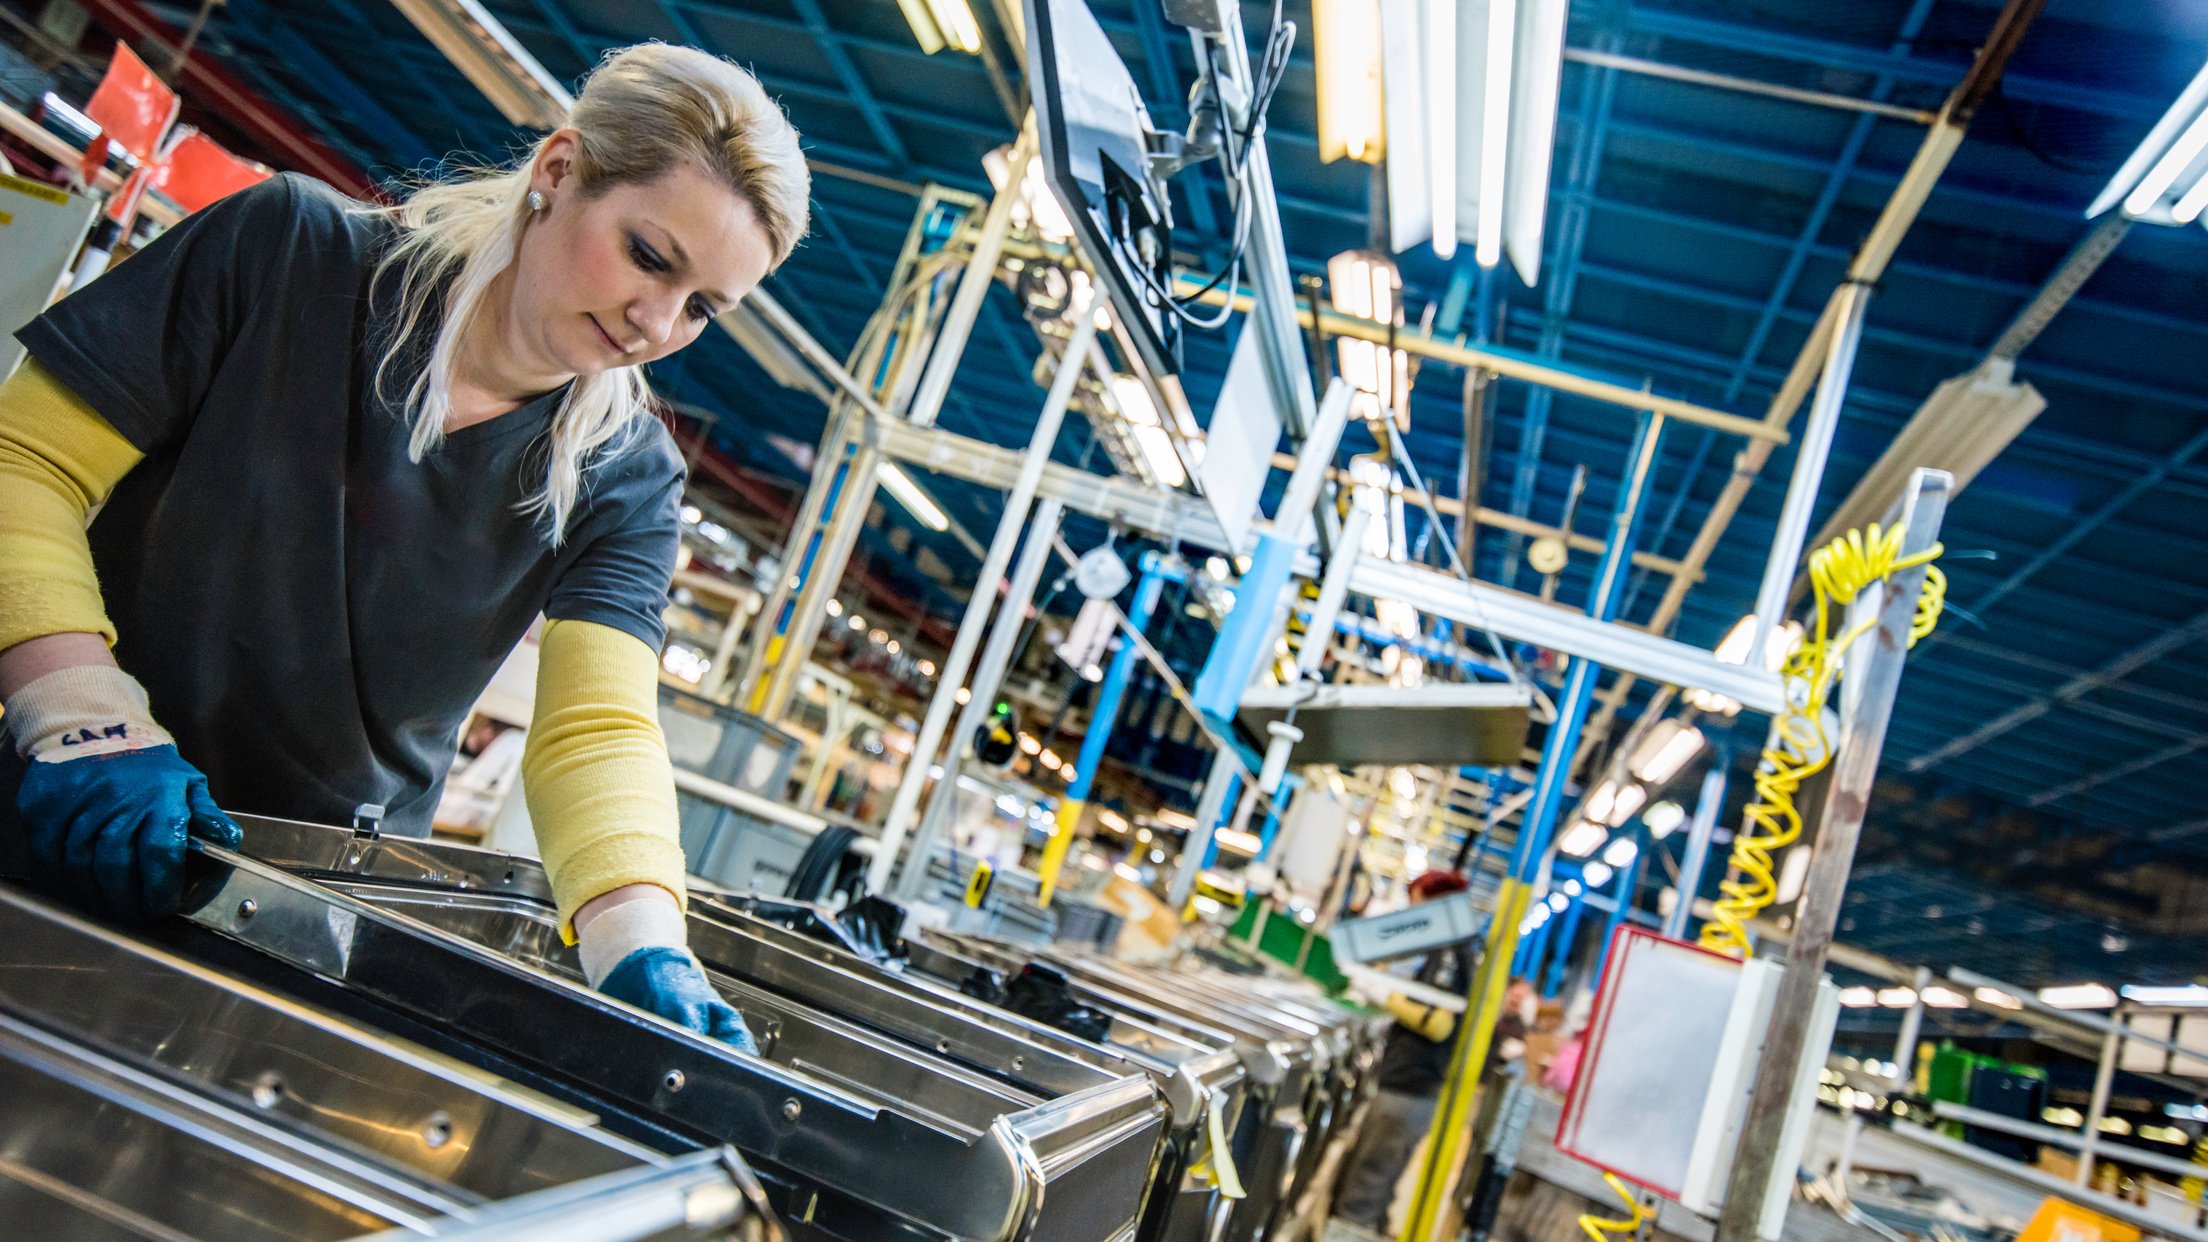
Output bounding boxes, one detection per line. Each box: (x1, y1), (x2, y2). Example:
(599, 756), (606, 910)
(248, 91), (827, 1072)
(152, 130), (272, 214)
(84, 42), (178, 163)
(2017, 1198), (2143, 1242)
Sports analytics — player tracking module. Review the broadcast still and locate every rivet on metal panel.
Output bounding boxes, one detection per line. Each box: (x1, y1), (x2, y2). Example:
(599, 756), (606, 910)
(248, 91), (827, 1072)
(936, 1039), (951, 1053)
(782, 1098), (802, 1121)
(250, 1072), (284, 1108)
(663, 1069), (686, 1093)
(1012, 1056), (1025, 1072)
(422, 1111), (453, 1149)
(236, 898), (257, 919)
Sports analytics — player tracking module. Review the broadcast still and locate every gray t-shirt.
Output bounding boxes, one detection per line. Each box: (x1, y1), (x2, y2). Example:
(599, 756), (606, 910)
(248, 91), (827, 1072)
(15, 173), (686, 835)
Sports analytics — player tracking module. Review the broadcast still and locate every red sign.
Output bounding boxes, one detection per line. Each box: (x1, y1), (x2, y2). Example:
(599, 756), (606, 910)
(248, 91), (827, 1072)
(153, 129), (272, 214)
(84, 42), (178, 163)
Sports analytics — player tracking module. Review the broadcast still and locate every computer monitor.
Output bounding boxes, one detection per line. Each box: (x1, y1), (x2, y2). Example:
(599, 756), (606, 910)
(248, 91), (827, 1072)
(1023, 0), (1181, 381)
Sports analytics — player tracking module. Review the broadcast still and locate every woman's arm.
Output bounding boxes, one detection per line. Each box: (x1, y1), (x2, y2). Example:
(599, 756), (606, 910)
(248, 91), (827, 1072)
(522, 617), (691, 941)
(0, 359), (140, 697)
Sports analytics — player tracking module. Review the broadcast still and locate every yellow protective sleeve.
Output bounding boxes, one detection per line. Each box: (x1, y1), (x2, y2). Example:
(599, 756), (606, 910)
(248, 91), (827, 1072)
(1384, 993), (1458, 1043)
(0, 359), (142, 654)
(524, 618), (690, 941)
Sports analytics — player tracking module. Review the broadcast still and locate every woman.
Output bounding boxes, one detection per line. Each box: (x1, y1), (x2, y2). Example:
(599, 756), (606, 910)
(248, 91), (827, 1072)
(0, 43), (808, 1051)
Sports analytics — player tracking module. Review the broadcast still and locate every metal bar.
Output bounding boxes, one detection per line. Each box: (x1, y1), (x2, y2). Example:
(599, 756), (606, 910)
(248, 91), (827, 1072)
(2077, 1014), (2123, 1187)
(1750, 280), (1872, 664)
(1402, 412), (1666, 1242)
(1666, 762), (1728, 940)
(870, 294), (1100, 893)
(356, 1150), (759, 1242)
(1169, 750), (1241, 911)
(906, 126), (1032, 433)
(1877, 1124), (2208, 1242)
(1891, 966), (1932, 1088)
(897, 499), (1066, 902)
(1713, 469), (1951, 1242)
(1925, 1102), (2208, 1180)
(1562, 47), (1937, 123)
(1989, 214), (2133, 359)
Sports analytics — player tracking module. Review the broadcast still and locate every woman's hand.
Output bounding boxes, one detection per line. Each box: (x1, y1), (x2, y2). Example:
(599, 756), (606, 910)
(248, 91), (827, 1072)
(575, 883), (757, 1053)
(5, 661), (240, 922)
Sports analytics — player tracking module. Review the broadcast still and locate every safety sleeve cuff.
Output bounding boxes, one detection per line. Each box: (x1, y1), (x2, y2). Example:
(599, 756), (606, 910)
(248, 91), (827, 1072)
(574, 886), (690, 986)
(549, 830), (690, 945)
(2, 663), (173, 760)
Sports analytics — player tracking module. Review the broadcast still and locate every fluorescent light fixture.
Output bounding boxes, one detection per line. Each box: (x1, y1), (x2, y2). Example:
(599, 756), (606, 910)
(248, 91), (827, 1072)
(1715, 614), (1803, 673)
(1585, 779), (1618, 825)
(896, 0), (982, 54)
(1581, 861), (1612, 888)
(1601, 836), (1638, 868)
(1473, 0), (1516, 267)
(1500, 0), (1567, 284)
(1629, 720), (1706, 784)
(388, 0), (571, 129)
(2089, 56), (2208, 223)
(1111, 374), (1185, 488)
(1314, 0), (1385, 163)
(918, 659), (937, 676)
(1643, 801), (1686, 839)
(1424, 0), (1457, 259)
(1557, 819), (1607, 857)
(878, 462), (950, 532)
(954, 686), (972, 704)
(824, 598), (842, 617)
(1876, 987), (1918, 1009)
(1603, 783), (1647, 828)
(1972, 986), (2021, 1009)
(1921, 986), (1969, 1009)
(848, 614), (866, 630)
(984, 144), (1075, 242)
(1215, 827), (1264, 854)
(2121, 984), (2208, 1007)
(1327, 250), (1412, 430)
(2173, 169), (2208, 224)
(1040, 750), (1062, 770)
(1560, 879), (1582, 897)
(1133, 426), (1187, 488)
(1837, 986), (1878, 1008)
(1378, 0), (1431, 250)
(1547, 892), (1570, 912)
(2038, 983), (2118, 1010)
(1018, 733), (1043, 756)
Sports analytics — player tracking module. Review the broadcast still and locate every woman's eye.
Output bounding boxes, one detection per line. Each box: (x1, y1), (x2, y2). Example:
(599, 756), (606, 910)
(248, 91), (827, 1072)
(687, 299), (714, 323)
(628, 238), (667, 272)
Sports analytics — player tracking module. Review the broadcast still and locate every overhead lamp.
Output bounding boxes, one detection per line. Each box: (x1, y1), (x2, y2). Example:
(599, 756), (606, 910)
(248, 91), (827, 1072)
(1920, 986), (1970, 1009)
(1018, 733), (1043, 756)
(1601, 836), (1638, 868)
(1472, 0), (1516, 267)
(1628, 720), (1706, 785)
(954, 686), (972, 705)
(1581, 861), (1613, 888)
(1327, 250), (1412, 430)
(1715, 614), (1803, 674)
(878, 462), (951, 532)
(2088, 56), (2208, 224)
(2121, 984), (2208, 1007)
(1602, 783), (1646, 828)
(1424, 0), (1457, 259)
(1643, 801), (1686, 840)
(918, 659), (938, 677)
(1973, 986), (2023, 1010)
(1556, 820), (1607, 858)
(1313, 0), (1384, 163)
(825, 599), (843, 617)
(1876, 987), (1918, 1009)
(1215, 828), (1263, 855)
(1585, 779), (1618, 825)
(388, 0), (571, 129)
(1560, 879), (1582, 897)
(1346, 455), (1408, 560)
(1040, 750), (1062, 770)
(1837, 986), (1878, 1008)
(2038, 983), (2118, 1010)
(896, 0), (983, 55)
(848, 614), (867, 631)
(1547, 892), (1570, 912)
(1110, 375), (1187, 488)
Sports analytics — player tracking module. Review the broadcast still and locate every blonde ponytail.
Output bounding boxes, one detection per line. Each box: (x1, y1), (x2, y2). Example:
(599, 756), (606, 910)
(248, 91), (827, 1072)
(369, 43), (809, 542)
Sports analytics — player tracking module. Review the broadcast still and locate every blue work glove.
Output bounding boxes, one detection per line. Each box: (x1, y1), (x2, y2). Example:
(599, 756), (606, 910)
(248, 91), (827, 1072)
(598, 946), (759, 1054)
(5, 665), (241, 925)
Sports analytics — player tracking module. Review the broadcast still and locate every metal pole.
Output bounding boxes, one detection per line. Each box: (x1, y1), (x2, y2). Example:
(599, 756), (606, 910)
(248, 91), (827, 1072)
(868, 295), (1101, 892)
(1665, 760), (1728, 940)
(896, 499), (1066, 901)
(1589, 833), (1643, 995)
(2077, 1013), (2124, 1187)
(1712, 468), (1951, 1242)
(1401, 411), (1666, 1242)
(1750, 280), (1871, 666)
(1891, 966), (1932, 1089)
(906, 126), (1032, 433)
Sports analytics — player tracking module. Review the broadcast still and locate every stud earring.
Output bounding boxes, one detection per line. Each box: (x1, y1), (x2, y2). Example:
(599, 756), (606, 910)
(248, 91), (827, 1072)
(527, 190), (547, 213)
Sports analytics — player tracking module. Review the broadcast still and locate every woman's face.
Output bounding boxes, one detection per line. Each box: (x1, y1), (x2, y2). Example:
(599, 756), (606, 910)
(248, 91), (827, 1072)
(510, 133), (776, 383)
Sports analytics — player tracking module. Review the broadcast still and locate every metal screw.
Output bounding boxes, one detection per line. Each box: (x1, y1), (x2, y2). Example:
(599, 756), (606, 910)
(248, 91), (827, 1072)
(236, 898), (257, 919)
(422, 1111), (453, 1149)
(781, 1098), (802, 1121)
(935, 1039), (950, 1054)
(1012, 1056), (1025, 1072)
(250, 1072), (284, 1108)
(662, 1069), (686, 1093)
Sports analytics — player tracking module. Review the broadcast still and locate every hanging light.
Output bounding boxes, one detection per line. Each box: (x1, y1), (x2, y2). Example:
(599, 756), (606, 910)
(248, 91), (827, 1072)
(878, 462), (950, 532)
(1628, 720), (1706, 784)
(1643, 801), (1686, 839)
(1556, 820), (1607, 858)
(1581, 861), (1613, 888)
(1327, 249), (1412, 431)
(1110, 375), (1186, 488)
(1600, 836), (1638, 868)
(896, 0), (983, 55)
(2088, 56), (2208, 224)
(1313, 0), (1384, 163)
(982, 144), (1074, 241)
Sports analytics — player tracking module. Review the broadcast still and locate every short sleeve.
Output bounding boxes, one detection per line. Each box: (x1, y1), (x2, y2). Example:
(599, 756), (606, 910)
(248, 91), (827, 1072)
(16, 175), (304, 454)
(544, 441), (685, 650)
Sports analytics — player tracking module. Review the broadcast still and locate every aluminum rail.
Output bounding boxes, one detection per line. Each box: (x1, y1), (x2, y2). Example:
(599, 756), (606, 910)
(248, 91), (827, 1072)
(1877, 1123), (2208, 1242)
(1924, 1102), (2208, 1181)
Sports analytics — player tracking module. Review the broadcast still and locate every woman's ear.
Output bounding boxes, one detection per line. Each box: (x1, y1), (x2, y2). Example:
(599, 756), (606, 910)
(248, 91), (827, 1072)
(530, 129), (584, 197)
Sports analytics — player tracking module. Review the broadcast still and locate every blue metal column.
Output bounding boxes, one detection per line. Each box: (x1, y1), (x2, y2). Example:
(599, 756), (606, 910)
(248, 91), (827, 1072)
(1590, 827), (1646, 995)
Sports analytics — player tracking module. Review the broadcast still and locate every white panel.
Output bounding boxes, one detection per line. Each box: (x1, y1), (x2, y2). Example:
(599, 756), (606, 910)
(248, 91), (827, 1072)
(1275, 789), (1354, 894)
(1502, 0), (1568, 286)
(1197, 326), (1285, 556)
(1557, 929), (1744, 1197)
(0, 176), (99, 379)
(1378, 0), (1431, 252)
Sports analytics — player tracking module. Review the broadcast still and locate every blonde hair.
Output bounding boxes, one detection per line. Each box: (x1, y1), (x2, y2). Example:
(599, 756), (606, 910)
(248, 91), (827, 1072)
(371, 43), (809, 541)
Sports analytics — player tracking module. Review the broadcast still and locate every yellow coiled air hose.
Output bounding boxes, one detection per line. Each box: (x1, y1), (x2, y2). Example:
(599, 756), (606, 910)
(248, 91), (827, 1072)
(1696, 523), (1946, 959)
(1579, 1172), (1654, 1241)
